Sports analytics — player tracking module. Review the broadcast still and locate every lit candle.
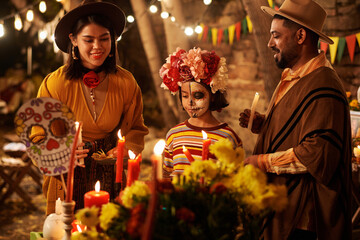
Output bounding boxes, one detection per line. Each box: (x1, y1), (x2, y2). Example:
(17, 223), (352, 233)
(201, 131), (211, 160)
(183, 145), (194, 162)
(151, 140), (165, 180)
(354, 146), (360, 158)
(126, 150), (141, 187)
(55, 198), (62, 215)
(71, 220), (86, 233)
(65, 121), (82, 203)
(84, 181), (110, 209)
(248, 92), (259, 131)
(116, 130), (125, 184)
(75, 121), (84, 165)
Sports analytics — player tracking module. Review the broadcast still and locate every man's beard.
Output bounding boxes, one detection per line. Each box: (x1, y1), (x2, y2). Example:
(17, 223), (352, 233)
(273, 46), (298, 69)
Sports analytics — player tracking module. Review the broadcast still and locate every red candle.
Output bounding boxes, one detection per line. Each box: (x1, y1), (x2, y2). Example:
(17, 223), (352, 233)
(71, 220), (86, 233)
(66, 121), (82, 202)
(116, 130), (125, 183)
(127, 150), (141, 187)
(84, 181), (109, 209)
(182, 145), (194, 162)
(201, 130), (211, 160)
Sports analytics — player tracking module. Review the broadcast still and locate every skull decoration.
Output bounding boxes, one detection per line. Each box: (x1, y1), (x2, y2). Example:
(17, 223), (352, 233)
(15, 97), (76, 176)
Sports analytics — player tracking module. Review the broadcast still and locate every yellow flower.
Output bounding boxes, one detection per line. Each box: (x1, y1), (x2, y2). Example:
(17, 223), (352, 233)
(71, 229), (109, 240)
(346, 91), (351, 98)
(14, 115), (25, 136)
(99, 203), (120, 231)
(261, 184), (288, 212)
(350, 99), (359, 108)
(75, 206), (99, 228)
(121, 181), (151, 209)
(182, 160), (217, 183)
(210, 139), (245, 173)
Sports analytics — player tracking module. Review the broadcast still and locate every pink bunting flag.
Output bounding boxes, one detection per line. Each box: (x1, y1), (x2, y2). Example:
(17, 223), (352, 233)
(320, 42), (328, 54)
(202, 25), (209, 42)
(345, 35), (356, 62)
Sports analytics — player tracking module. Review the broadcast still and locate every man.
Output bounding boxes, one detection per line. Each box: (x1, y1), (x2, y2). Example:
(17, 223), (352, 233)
(239, 0), (352, 239)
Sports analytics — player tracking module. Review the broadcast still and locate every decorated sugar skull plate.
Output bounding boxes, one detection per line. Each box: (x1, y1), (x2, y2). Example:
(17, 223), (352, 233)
(15, 97), (76, 176)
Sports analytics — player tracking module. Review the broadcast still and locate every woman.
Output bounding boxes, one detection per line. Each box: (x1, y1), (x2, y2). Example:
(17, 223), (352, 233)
(34, 0), (148, 214)
(160, 48), (242, 178)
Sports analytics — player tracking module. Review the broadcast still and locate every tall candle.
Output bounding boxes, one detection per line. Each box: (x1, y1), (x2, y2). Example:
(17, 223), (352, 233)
(183, 145), (194, 162)
(201, 131), (211, 160)
(354, 145), (360, 157)
(65, 121), (82, 202)
(116, 130), (125, 184)
(84, 181), (110, 209)
(75, 121), (84, 165)
(151, 140), (165, 180)
(248, 92), (259, 130)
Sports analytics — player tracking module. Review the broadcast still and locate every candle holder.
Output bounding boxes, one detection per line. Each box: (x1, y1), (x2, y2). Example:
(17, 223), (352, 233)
(62, 201), (75, 240)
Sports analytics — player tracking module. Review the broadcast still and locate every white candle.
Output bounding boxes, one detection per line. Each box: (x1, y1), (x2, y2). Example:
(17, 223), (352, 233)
(55, 197), (62, 215)
(248, 92), (259, 130)
(354, 146), (360, 157)
(75, 121), (84, 165)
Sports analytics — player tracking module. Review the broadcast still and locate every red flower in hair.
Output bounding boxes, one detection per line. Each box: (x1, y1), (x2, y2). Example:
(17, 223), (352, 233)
(83, 71), (100, 88)
(201, 51), (220, 84)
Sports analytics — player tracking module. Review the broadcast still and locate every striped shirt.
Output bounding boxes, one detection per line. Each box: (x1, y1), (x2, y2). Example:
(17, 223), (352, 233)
(258, 51), (333, 175)
(164, 120), (242, 177)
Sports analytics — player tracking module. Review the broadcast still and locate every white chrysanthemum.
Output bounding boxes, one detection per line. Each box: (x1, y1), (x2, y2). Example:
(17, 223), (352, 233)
(210, 57), (228, 94)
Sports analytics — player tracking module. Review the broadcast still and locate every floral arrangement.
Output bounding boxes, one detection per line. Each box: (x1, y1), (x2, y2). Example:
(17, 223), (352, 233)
(159, 47), (228, 94)
(72, 139), (288, 240)
(347, 91), (360, 111)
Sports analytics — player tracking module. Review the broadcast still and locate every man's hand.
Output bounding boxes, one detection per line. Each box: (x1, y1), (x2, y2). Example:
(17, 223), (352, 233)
(239, 109), (265, 134)
(243, 155), (259, 167)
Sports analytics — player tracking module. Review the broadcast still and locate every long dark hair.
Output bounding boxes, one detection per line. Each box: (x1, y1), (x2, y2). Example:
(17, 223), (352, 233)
(65, 14), (117, 80)
(178, 81), (229, 112)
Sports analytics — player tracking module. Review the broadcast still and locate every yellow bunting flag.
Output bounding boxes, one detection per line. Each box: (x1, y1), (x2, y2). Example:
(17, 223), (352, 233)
(329, 36), (339, 64)
(228, 24), (235, 45)
(211, 28), (218, 46)
(246, 16), (253, 33)
(356, 32), (360, 48)
(198, 23), (204, 41)
(267, 0), (274, 8)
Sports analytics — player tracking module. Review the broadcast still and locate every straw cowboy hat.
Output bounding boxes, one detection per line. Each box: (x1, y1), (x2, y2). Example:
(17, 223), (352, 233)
(54, 0), (126, 52)
(261, 0), (333, 44)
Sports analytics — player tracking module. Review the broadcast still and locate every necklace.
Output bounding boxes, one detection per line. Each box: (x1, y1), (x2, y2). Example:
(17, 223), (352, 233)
(89, 88), (97, 121)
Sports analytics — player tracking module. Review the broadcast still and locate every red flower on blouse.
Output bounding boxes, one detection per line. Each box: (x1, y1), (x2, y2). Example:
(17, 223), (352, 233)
(83, 71), (100, 88)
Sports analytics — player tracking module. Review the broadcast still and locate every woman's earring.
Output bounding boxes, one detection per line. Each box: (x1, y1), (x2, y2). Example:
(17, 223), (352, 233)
(72, 45), (79, 60)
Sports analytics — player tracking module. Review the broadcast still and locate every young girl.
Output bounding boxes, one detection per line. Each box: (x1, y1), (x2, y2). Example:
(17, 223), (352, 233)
(160, 47), (242, 178)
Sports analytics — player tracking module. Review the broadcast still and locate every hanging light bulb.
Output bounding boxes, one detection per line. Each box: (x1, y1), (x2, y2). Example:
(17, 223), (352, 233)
(149, 5), (158, 13)
(127, 15), (135, 23)
(39, 1), (47, 13)
(14, 15), (23, 31)
(195, 25), (203, 34)
(160, 11), (169, 19)
(203, 0), (212, 5)
(38, 29), (47, 43)
(26, 9), (34, 22)
(170, 16), (175, 22)
(184, 27), (194, 36)
(0, 22), (4, 38)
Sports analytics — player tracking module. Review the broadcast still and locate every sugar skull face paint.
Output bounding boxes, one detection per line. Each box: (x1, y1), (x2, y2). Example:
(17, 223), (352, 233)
(181, 81), (210, 118)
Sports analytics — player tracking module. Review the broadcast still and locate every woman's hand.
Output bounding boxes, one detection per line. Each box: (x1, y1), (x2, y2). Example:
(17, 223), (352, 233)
(75, 142), (89, 167)
(239, 109), (265, 134)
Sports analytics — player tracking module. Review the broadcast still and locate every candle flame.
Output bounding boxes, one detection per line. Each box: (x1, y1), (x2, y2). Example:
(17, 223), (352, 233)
(117, 129), (123, 140)
(128, 150), (136, 159)
(182, 145), (186, 151)
(255, 92), (259, 96)
(77, 225), (82, 232)
(95, 180), (100, 192)
(154, 139), (165, 155)
(202, 130), (207, 140)
(75, 121), (79, 130)
(358, 145), (360, 149)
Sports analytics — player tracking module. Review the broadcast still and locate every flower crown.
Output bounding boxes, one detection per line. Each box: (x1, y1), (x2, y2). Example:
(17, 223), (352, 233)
(159, 47), (228, 95)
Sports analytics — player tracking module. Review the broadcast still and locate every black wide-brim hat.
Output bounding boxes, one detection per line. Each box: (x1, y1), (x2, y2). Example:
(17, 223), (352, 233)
(55, 1), (126, 53)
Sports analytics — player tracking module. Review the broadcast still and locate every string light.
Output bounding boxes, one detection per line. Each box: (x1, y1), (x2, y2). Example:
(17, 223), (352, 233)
(26, 9), (34, 22)
(14, 15), (23, 31)
(170, 16), (175, 22)
(203, 0), (212, 5)
(0, 22), (4, 38)
(160, 11), (169, 19)
(127, 15), (135, 23)
(39, 1), (47, 13)
(38, 29), (47, 43)
(149, 5), (158, 13)
(195, 25), (203, 34)
(184, 27), (194, 36)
